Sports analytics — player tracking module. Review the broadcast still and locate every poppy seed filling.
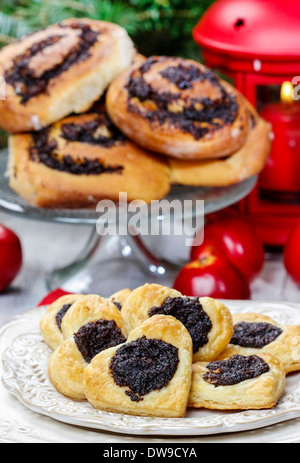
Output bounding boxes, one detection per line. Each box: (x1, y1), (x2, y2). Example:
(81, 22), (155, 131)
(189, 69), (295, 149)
(203, 354), (270, 387)
(74, 319), (126, 364)
(126, 57), (239, 140)
(109, 336), (179, 402)
(231, 322), (283, 348)
(112, 302), (122, 311)
(149, 297), (212, 353)
(60, 113), (126, 148)
(5, 23), (100, 104)
(29, 114), (125, 175)
(55, 303), (73, 331)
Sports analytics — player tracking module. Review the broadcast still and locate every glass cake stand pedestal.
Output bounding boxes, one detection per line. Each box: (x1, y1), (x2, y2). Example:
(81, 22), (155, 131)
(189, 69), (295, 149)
(0, 150), (257, 296)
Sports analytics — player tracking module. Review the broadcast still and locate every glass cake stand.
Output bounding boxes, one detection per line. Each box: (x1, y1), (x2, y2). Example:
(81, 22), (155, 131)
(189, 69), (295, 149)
(0, 149), (257, 295)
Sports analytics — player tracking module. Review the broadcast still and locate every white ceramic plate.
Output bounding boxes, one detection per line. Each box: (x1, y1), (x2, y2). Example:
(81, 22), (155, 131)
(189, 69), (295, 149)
(2, 300), (300, 436)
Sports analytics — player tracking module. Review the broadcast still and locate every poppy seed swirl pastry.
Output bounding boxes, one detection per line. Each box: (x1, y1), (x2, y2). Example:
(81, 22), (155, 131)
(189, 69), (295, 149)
(0, 18), (135, 133)
(106, 55), (252, 160)
(121, 283), (233, 363)
(48, 295), (127, 400)
(188, 352), (285, 410)
(217, 312), (300, 374)
(84, 314), (193, 417)
(8, 112), (171, 207)
(169, 104), (272, 187)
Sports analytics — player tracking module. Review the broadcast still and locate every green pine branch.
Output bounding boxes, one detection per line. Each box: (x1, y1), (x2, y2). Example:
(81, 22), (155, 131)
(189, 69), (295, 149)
(0, 0), (215, 56)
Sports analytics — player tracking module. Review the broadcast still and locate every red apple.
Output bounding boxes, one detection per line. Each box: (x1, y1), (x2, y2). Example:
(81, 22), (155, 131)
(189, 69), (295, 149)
(284, 224), (300, 286)
(191, 215), (264, 282)
(0, 225), (22, 292)
(173, 246), (251, 300)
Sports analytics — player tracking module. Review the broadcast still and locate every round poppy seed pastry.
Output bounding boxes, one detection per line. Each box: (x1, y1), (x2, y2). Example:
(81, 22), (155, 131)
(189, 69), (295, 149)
(106, 55), (252, 160)
(8, 112), (171, 207)
(169, 107), (272, 187)
(0, 18), (135, 132)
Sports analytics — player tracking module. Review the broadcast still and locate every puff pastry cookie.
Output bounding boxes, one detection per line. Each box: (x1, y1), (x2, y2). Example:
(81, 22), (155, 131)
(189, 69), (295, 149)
(84, 314), (193, 417)
(48, 295), (127, 400)
(121, 283), (233, 362)
(218, 312), (300, 374)
(188, 353), (285, 410)
(0, 18), (135, 132)
(109, 288), (132, 311)
(39, 294), (83, 350)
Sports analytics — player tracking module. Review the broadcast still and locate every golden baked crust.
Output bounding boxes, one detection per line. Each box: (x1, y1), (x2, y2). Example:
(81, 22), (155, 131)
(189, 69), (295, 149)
(48, 337), (88, 401)
(60, 294), (127, 339)
(218, 313), (300, 374)
(109, 288), (132, 311)
(0, 18), (135, 133)
(106, 55), (252, 160)
(48, 294), (127, 400)
(169, 114), (272, 187)
(193, 297), (233, 363)
(188, 352), (285, 410)
(39, 294), (83, 350)
(84, 314), (193, 417)
(121, 283), (182, 334)
(121, 283), (233, 363)
(8, 112), (171, 207)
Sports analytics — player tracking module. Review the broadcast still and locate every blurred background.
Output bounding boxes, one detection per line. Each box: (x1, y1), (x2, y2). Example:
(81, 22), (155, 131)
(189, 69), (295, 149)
(1, 0), (300, 311)
(0, 0), (214, 149)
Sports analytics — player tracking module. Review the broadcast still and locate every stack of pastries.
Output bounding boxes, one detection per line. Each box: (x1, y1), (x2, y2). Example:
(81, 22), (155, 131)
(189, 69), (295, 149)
(0, 18), (272, 208)
(40, 283), (300, 418)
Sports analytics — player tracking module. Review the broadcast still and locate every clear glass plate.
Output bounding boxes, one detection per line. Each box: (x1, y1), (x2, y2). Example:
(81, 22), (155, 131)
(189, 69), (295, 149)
(0, 148), (257, 225)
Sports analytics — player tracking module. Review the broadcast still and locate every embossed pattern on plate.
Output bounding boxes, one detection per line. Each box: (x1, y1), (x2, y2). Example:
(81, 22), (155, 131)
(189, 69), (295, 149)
(2, 300), (300, 436)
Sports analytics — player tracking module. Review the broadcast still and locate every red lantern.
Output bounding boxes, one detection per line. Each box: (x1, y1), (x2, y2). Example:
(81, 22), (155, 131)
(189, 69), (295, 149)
(193, 0), (300, 246)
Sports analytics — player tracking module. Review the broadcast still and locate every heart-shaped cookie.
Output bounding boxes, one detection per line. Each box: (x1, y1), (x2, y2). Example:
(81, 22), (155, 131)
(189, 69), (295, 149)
(109, 288), (132, 311)
(217, 312), (300, 374)
(84, 314), (193, 417)
(40, 293), (84, 350)
(121, 283), (233, 362)
(48, 295), (127, 400)
(188, 352), (286, 410)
